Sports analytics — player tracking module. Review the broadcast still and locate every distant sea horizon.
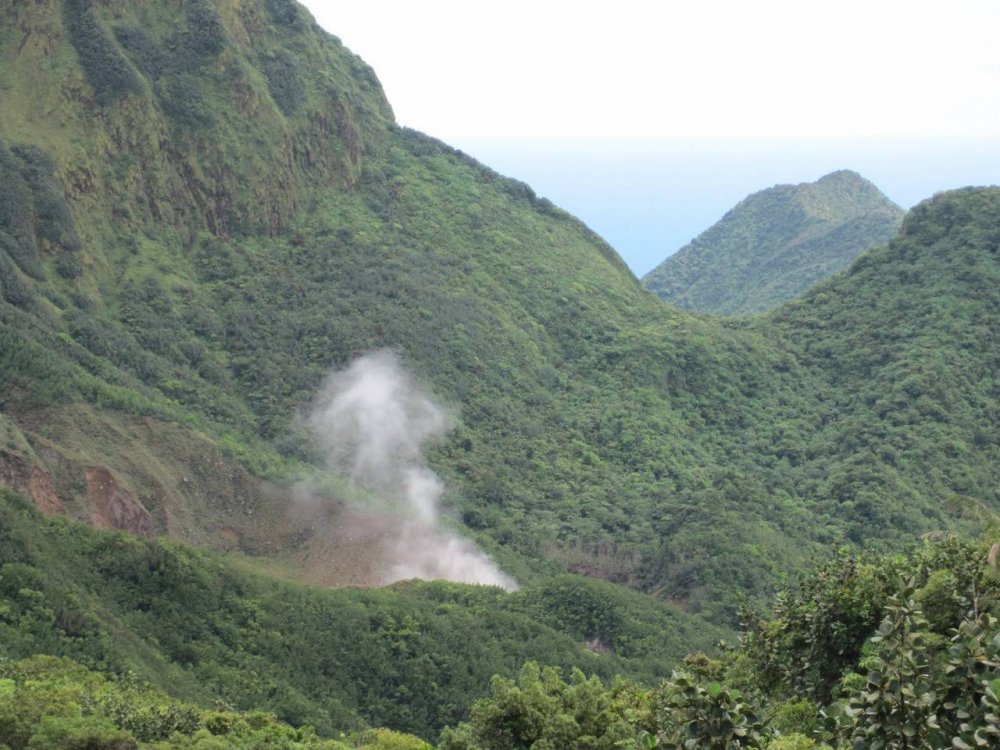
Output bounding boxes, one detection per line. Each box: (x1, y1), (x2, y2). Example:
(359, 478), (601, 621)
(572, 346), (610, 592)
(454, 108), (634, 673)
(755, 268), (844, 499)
(446, 136), (1000, 277)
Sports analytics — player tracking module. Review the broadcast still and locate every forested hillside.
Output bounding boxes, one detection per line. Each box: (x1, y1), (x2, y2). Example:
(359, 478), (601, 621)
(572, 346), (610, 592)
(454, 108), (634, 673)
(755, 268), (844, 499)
(763, 188), (1000, 540)
(4, 488), (998, 748)
(0, 488), (723, 742)
(0, 0), (999, 746)
(642, 170), (905, 315)
(437, 533), (1000, 750)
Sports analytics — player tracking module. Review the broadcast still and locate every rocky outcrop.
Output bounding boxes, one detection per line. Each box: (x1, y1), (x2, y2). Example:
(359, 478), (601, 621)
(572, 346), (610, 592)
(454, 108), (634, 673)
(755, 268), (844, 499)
(0, 450), (64, 515)
(85, 465), (153, 536)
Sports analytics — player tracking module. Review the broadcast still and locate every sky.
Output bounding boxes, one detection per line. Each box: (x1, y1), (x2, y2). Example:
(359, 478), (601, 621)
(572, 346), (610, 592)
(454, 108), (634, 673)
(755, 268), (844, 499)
(299, 0), (1000, 274)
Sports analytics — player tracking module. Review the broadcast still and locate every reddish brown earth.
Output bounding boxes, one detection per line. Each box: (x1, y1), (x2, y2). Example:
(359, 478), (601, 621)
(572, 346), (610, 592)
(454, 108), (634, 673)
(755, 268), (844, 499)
(84, 465), (153, 536)
(0, 450), (64, 515)
(297, 506), (401, 588)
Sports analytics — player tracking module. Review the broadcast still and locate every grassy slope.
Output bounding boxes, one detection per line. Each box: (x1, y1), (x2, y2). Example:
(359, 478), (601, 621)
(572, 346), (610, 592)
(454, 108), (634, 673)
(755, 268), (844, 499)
(642, 170), (905, 315)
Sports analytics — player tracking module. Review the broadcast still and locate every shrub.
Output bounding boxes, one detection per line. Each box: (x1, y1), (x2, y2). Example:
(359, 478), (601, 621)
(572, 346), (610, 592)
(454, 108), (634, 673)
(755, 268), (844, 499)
(25, 715), (137, 750)
(0, 252), (34, 308)
(0, 143), (42, 280)
(265, 0), (303, 28)
(63, 0), (143, 105)
(352, 727), (433, 749)
(183, 0), (228, 59)
(157, 74), (214, 127)
(11, 145), (82, 278)
(657, 673), (767, 749)
(262, 49), (305, 116)
(114, 25), (168, 81)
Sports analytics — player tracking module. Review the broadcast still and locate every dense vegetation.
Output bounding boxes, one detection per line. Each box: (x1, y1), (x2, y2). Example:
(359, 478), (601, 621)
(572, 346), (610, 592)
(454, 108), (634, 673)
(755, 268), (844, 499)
(438, 532), (1000, 749)
(5, 500), (996, 748)
(0, 0), (998, 746)
(0, 489), (723, 741)
(642, 170), (905, 315)
(0, 654), (435, 749)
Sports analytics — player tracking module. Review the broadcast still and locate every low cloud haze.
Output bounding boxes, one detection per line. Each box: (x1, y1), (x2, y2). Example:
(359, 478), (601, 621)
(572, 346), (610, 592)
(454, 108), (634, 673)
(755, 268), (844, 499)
(299, 350), (517, 590)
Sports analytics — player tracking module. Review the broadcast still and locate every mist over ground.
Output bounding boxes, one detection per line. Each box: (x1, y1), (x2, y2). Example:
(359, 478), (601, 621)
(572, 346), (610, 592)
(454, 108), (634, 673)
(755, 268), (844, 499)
(297, 351), (517, 590)
(452, 136), (1000, 276)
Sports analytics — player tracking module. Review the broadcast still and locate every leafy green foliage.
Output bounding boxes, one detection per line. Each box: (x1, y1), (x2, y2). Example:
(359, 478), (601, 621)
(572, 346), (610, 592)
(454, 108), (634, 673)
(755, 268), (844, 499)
(743, 537), (1000, 749)
(657, 673), (766, 749)
(843, 592), (939, 749)
(439, 663), (770, 750)
(0, 325), (75, 406)
(181, 0), (228, 60)
(4, 0), (1000, 632)
(438, 662), (638, 750)
(157, 74), (215, 128)
(10, 146), (80, 254)
(113, 25), (169, 81)
(766, 189), (1000, 547)
(443, 536), (1000, 750)
(0, 490), (717, 741)
(0, 138), (81, 283)
(0, 253), (35, 309)
(10, 144), (82, 279)
(512, 576), (720, 662)
(936, 616), (1000, 748)
(740, 537), (998, 704)
(266, 0), (305, 28)
(739, 549), (903, 702)
(115, 14), (218, 129)
(0, 653), (426, 749)
(643, 170), (905, 315)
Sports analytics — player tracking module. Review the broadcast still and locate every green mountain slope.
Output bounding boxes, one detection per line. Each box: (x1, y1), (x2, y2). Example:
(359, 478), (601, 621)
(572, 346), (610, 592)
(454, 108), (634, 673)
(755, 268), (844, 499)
(0, 0), (820, 617)
(642, 170), (905, 315)
(763, 187), (1000, 538)
(0, 3), (999, 728)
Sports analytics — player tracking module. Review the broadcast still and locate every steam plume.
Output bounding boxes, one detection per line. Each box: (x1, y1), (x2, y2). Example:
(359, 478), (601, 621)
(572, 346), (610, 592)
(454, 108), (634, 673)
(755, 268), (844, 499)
(303, 350), (516, 590)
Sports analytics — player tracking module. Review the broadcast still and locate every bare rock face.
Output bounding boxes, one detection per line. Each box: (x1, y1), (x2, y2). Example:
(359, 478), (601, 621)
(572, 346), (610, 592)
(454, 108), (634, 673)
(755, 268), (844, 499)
(0, 450), (65, 515)
(27, 465), (62, 515)
(85, 466), (153, 536)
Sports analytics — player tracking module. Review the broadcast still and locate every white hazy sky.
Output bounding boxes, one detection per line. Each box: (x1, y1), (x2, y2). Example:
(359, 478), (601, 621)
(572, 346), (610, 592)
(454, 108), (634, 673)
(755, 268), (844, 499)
(297, 1), (999, 275)
(299, 0), (1000, 140)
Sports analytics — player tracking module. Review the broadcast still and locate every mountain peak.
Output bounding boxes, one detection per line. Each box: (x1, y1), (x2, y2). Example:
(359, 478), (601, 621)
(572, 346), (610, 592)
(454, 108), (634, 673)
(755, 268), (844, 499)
(816, 168), (865, 182)
(641, 170), (905, 315)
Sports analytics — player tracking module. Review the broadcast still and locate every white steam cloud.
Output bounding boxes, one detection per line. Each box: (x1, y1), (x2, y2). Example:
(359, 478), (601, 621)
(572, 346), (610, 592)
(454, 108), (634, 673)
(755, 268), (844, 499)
(303, 350), (516, 590)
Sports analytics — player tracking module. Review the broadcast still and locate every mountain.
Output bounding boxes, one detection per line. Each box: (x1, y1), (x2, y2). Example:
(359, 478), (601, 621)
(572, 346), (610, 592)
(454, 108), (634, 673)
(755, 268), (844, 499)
(1, 0), (999, 742)
(0, 0), (811, 614)
(764, 187), (1000, 537)
(642, 170), (905, 315)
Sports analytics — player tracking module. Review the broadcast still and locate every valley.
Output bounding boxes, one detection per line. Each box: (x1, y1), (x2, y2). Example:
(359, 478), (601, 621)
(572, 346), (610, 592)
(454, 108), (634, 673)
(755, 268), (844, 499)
(0, 1), (998, 747)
